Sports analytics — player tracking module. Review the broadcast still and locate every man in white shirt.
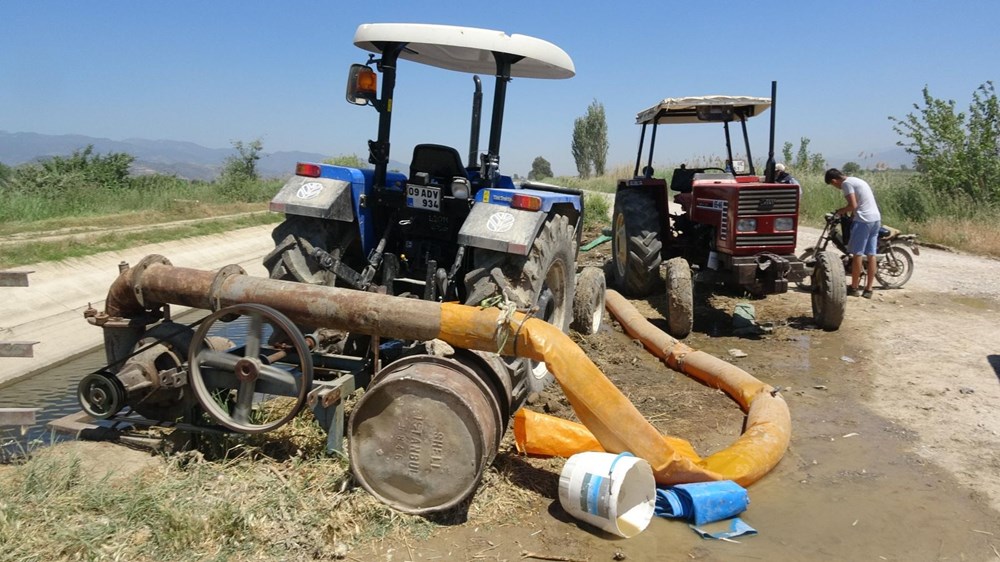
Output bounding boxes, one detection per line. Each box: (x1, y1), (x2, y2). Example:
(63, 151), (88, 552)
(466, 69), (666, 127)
(825, 168), (882, 299)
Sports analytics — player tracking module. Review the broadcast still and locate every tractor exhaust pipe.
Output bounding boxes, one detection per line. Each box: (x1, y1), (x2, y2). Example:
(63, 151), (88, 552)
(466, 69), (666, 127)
(764, 80), (777, 183)
(468, 75), (483, 169)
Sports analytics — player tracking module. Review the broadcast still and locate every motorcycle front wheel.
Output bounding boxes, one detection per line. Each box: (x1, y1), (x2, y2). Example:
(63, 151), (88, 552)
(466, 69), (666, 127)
(876, 244), (915, 289)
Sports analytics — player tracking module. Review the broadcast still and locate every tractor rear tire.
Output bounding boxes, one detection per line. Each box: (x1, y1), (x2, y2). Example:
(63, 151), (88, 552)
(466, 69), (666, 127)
(263, 216), (334, 285)
(664, 257), (693, 339)
(265, 216), (363, 287)
(811, 250), (846, 331)
(512, 215), (575, 393)
(468, 215), (575, 395)
(611, 189), (662, 297)
(572, 266), (606, 335)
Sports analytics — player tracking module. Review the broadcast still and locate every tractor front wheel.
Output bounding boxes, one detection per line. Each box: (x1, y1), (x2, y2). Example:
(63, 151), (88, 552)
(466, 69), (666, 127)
(512, 215), (575, 393)
(664, 257), (693, 339)
(467, 215), (576, 395)
(812, 250), (847, 331)
(572, 266), (606, 336)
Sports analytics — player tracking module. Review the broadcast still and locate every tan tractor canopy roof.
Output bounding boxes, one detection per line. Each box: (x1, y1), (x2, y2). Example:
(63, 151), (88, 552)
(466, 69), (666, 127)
(635, 95), (772, 125)
(353, 23), (575, 79)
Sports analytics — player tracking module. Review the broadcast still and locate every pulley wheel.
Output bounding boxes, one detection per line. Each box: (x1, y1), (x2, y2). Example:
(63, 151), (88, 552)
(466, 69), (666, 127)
(78, 371), (126, 419)
(188, 303), (313, 433)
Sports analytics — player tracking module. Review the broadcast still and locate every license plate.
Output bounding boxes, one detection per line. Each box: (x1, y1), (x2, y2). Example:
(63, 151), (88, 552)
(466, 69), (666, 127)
(406, 184), (441, 212)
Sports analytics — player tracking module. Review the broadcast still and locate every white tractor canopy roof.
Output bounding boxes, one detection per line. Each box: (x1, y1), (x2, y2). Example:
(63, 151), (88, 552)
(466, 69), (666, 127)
(353, 23), (575, 79)
(635, 95), (771, 125)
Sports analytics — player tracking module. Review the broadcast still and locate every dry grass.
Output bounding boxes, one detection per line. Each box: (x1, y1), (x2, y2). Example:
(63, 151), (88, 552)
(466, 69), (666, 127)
(0, 405), (557, 561)
(0, 211), (281, 269)
(906, 215), (1000, 257)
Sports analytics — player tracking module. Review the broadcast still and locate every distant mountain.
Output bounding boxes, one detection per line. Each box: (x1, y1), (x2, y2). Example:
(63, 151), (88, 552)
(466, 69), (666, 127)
(0, 131), (408, 181)
(826, 146), (914, 170)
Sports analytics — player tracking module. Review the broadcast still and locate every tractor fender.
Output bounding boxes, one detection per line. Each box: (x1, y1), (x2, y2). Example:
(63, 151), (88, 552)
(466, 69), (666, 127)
(458, 186), (583, 256)
(457, 202), (548, 256)
(267, 164), (407, 254)
(268, 174), (357, 222)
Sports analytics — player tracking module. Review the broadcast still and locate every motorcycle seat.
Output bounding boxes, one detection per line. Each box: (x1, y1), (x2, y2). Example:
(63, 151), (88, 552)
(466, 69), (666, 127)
(879, 225), (899, 239)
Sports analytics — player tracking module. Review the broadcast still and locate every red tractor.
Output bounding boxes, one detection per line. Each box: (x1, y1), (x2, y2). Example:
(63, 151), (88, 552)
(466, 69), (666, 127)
(611, 82), (845, 337)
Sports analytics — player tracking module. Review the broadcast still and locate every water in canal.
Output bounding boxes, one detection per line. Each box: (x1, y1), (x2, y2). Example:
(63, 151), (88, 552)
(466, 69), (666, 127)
(0, 311), (263, 451)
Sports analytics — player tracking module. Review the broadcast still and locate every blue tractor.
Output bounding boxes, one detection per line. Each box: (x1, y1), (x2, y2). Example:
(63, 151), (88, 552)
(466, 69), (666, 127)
(75, 24), (606, 514)
(262, 24), (605, 406)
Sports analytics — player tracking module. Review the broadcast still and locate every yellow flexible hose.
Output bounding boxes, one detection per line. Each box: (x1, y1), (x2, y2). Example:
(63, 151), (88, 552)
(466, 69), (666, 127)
(438, 290), (791, 487)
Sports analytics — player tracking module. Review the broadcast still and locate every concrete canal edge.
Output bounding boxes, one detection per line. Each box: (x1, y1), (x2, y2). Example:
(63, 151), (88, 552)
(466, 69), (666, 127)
(0, 224), (274, 390)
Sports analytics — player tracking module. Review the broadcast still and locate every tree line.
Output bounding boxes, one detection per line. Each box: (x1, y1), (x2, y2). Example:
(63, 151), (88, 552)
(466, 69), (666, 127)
(527, 82), (999, 211)
(0, 139), (267, 198)
(4, 81), (996, 220)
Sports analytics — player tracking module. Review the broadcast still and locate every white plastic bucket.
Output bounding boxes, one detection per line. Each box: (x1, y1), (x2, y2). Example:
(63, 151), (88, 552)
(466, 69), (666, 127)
(558, 452), (656, 538)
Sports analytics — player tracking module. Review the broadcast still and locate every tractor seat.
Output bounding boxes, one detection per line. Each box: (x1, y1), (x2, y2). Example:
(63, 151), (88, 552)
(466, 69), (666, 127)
(409, 144), (468, 186)
(669, 166), (698, 193)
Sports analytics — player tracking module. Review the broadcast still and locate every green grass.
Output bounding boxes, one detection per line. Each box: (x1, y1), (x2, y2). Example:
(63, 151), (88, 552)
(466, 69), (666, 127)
(797, 169), (1000, 256)
(583, 193), (610, 228)
(4, 165), (998, 267)
(0, 176), (283, 225)
(0, 173), (285, 268)
(0, 212), (282, 269)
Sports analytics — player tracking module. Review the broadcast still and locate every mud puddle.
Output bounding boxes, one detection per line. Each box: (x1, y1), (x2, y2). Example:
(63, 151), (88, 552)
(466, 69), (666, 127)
(360, 286), (1000, 561)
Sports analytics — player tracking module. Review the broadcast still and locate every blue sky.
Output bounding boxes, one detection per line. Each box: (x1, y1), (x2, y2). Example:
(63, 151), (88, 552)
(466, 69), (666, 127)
(2, 1), (997, 177)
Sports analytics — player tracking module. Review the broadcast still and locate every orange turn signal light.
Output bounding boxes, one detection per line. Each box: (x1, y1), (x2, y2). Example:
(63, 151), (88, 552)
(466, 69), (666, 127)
(356, 67), (377, 95)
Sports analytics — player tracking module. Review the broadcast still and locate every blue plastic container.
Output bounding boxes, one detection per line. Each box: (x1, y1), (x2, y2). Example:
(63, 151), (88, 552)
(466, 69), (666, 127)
(656, 480), (749, 525)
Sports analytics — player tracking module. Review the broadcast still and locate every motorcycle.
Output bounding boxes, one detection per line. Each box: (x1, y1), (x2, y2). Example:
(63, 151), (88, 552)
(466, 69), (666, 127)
(797, 212), (919, 290)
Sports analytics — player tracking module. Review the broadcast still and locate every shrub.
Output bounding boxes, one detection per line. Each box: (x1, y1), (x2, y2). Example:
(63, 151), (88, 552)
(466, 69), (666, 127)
(583, 193), (610, 228)
(890, 81), (1000, 207)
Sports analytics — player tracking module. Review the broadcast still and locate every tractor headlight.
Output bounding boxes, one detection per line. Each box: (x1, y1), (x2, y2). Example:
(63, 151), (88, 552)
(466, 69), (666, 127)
(451, 177), (471, 200)
(774, 217), (794, 231)
(736, 218), (757, 232)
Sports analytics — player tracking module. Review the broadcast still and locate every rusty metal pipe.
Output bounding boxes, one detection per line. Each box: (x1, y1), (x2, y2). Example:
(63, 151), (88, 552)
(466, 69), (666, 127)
(105, 256), (441, 342)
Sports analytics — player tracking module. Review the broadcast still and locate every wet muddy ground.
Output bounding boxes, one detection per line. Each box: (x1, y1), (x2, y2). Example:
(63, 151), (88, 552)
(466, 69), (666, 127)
(359, 233), (1000, 561)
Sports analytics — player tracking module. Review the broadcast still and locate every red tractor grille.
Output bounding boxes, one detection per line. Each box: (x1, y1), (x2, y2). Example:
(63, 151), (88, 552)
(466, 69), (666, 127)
(735, 233), (797, 247)
(737, 188), (798, 216)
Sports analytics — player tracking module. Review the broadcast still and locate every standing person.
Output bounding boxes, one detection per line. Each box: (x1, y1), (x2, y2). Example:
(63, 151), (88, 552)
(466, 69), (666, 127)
(824, 168), (881, 298)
